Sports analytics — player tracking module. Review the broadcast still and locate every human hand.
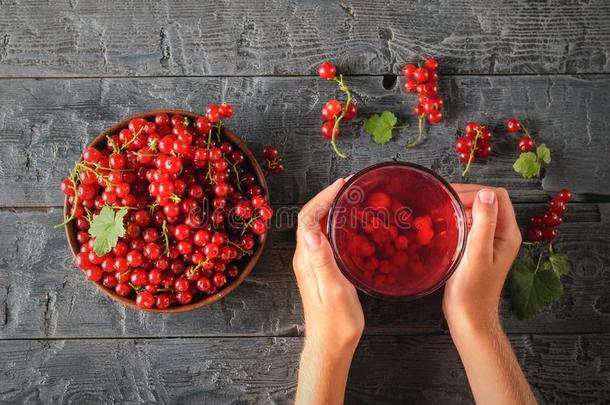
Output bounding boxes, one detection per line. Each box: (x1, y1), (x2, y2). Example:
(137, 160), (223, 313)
(443, 185), (522, 332)
(293, 178), (364, 355)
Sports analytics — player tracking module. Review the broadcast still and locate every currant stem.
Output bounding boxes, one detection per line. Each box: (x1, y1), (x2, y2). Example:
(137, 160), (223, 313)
(121, 126), (146, 151)
(227, 240), (253, 256)
(225, 156), (243, 192)
(329, 75), (350, 159)
(406, 114), (426, 148)
(461, 128), (481, 177)
(161, 220), (170, 257)
(534, 250), (544, 274)
(240, 213), (262, 236)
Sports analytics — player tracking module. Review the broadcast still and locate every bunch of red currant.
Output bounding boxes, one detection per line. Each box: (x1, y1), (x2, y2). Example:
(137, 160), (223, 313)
(60, 104), (275, 310)
(454, 121), (493, 176)
(262, 145), (284, 176)
(401, 57), (443, 147)
(527, 189), (571, 241)
(506, 118), (552, 178)
(318, 61), (358, 158)
(506, 118), (534, 152)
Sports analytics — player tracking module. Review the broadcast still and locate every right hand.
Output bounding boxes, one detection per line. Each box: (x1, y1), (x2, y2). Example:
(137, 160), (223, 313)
(443, 185), (522, 331)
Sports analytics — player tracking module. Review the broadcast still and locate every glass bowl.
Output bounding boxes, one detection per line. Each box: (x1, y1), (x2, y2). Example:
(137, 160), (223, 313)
(327, 161), (467, 300)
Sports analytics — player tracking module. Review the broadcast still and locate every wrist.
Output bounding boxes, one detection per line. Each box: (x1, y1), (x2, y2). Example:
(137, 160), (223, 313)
(447, 309), (503, 346)
(303, 336), (358, 364)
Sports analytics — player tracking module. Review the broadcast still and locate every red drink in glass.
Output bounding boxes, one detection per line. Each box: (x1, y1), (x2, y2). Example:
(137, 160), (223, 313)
(327, 162), (467, 299)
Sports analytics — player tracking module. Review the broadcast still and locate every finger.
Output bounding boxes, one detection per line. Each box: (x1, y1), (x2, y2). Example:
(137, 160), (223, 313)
(467, 188), (498, 263)
(297, 178), (346, 237)
(302, 230), (353, 303)
(450, 183), (487, 209)
(493, 188), (522, 262)
(451, 183), (487, 193)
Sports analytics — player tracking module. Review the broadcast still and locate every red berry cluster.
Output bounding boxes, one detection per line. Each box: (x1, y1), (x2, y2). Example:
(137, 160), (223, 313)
(506, 118), (534, 152)
(454, 121), (493, 176)
(262, 145), (284, 176)
(401, 57), (443, 147)
(60, 104), (274, 310)
(317, 61), (358, 158)
(527, 189), (571, 241)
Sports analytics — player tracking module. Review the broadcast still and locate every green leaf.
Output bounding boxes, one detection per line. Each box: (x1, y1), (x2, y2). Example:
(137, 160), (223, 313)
(513, 152), (541, 178)
(364, 111), (398, 145)
(549, 253), (571, 276)
(507, 256), (563, 320)
(536, 143), (552, 164)
(89, 206), (128, 256)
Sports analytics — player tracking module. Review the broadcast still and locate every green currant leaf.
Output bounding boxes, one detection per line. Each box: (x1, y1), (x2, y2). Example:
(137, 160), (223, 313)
(89, 205), (128, 256)
(364, 111), (398, 145)
(536, 143), (552, 164)
(507, 256), (564, 320)
(549, 253), (571, 276)
(513, 152), (541, 178)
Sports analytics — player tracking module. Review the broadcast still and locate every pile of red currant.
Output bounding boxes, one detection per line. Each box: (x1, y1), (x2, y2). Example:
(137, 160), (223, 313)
(454, 121), (493, 176)
(401, 57), (443, 147)
(60, 104), (275, 310)
(527, 189), (571, 241)
(318, 61), (358, 158)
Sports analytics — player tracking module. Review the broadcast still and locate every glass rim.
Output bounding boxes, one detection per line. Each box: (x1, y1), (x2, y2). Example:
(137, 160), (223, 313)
(327, 161), (468, 300)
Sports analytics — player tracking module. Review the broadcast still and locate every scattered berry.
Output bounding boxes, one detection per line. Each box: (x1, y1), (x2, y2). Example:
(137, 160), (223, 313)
(318, 61), (337, 80)
(316, 61), (356, 158)
(261, 145), (284, 176)
(455, 121), (493, 176)
(401, 57), (443, 148)
(507, 118), (552, 178)
(506, 118), (521, 133)
(526, 189), (571, 242)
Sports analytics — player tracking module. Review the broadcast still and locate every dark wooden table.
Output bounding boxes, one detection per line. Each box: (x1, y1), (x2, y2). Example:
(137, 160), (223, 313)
(1, 1), (610, 404)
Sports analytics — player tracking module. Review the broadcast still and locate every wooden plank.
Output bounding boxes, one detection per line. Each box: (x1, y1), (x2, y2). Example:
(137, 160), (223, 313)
(1, 204), (609, 339)
(1, 75), (609, 208)
(0, 334), (609, 404)
(1, 0), (610, 76)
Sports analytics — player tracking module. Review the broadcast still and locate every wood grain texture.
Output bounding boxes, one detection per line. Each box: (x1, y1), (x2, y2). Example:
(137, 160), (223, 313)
(1, 75), (609, 208)
(1, 0), (610, 76)
(1, 204), (609, 339)
(1, 334), (609, 404)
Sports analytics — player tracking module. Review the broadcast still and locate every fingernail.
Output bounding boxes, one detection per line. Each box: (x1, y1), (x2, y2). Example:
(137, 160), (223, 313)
(478, 189), (496, 204)
(304, 231), (322, 250)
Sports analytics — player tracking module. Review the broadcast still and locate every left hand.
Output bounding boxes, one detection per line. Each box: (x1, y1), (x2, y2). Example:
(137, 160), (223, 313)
(293, 178), (364, 354)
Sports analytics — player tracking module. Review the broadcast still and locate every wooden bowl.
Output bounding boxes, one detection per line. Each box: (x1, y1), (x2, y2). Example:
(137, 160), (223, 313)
(63, 110), (269, 313)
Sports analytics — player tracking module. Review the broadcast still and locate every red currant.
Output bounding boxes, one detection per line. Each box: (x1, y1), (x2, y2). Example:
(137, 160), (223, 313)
(206, 104), (221, 123)
(219, 103), (233, 119)
(136, 291), (155, 309)
(557, 189), (572, 202)
(518, 136), (534, 152)
(344, 102), (357, 120)
(413, 67), (430, 83)
(455, 136), (473, 153)
(506, 118), (521, 133)
(423, 57), (438, 71)
(321, 121), (338, 140)
(318, 61), (337, 80)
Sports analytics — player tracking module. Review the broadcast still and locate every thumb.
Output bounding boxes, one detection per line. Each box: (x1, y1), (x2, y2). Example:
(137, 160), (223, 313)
(467, 188), (498, 263)
(303, 230), (346, 287)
